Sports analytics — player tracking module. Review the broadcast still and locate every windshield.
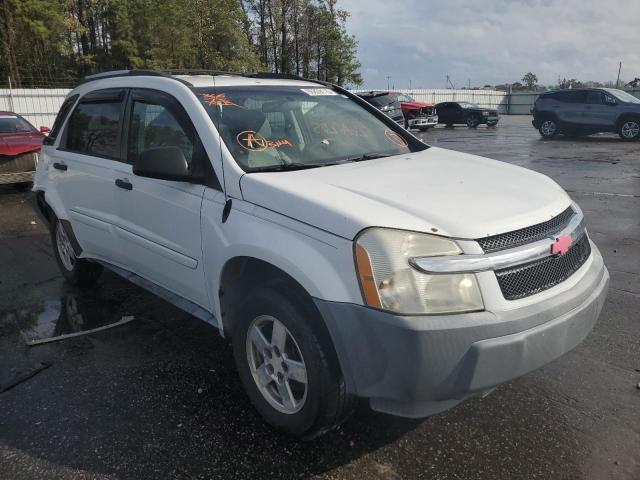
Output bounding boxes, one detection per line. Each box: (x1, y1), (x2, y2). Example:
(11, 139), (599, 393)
(196, 86), (418, 172)
(0, 115), (37, 133)
(605, 89), (640, 104)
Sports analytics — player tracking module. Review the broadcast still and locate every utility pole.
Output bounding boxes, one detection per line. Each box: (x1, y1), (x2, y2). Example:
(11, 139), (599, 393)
(409, 79), (412, 90)
(616, 61), (622, 88)
(386, 76), (391, 91)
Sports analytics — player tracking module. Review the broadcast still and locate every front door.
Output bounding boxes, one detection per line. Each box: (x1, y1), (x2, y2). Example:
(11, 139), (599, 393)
(113, 88), (209, 307)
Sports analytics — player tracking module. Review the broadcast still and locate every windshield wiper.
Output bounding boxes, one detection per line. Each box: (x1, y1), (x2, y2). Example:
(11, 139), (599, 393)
(247, 162), (332, 173)
(339, 153), (391, 163)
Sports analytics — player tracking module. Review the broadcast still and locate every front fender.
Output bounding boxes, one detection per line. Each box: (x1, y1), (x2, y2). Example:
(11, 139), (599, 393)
(200, 193), (362, 328)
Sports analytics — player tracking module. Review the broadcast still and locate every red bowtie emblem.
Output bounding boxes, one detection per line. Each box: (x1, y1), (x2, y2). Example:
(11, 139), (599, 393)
(551, 235), (572, 256)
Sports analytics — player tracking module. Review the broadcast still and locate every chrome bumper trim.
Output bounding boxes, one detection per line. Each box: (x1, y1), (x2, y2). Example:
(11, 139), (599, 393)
(410, 208), (585, 274)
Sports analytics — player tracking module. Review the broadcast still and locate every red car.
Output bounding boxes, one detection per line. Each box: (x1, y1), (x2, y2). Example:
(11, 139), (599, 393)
(389, 92), (439, 131)
(0, 111), (49, 188)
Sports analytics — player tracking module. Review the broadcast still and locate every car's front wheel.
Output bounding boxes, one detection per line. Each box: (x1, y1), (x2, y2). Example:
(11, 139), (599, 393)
(539, 118), (559, 138)
(466, 114), (480, 128)
(619, 118), (640, 141)
(232, 287), (354, 439)
(51, 218), (103, 285)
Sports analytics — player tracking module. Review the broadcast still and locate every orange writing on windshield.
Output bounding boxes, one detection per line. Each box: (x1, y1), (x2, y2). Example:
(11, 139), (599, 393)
(237, 130), (293, 151)
(200, 93), (240, 107)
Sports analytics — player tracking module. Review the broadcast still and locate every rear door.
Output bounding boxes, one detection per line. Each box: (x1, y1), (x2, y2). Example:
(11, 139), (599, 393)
(51, 88), (126, 261)
(113, 88), (210, 307)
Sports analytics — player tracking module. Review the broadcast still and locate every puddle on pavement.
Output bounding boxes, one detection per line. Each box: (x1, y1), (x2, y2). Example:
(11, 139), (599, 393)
(12, 292), (133, 344)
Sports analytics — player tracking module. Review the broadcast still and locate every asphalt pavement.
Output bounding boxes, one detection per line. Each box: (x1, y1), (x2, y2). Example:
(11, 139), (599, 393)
(1, 116), (638, 479)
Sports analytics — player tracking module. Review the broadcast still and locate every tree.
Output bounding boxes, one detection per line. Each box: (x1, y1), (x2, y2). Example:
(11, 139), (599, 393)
(521, 72), (538, 90)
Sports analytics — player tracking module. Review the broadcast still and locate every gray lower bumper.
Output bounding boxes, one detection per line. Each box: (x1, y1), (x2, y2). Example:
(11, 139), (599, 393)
(314, 250), (609, 418)
(0, 170), (34, 184)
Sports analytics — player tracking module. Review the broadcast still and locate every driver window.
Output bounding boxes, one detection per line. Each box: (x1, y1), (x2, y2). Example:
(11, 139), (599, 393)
(586, 92), (603, 105)
(128, 100), (193, 164)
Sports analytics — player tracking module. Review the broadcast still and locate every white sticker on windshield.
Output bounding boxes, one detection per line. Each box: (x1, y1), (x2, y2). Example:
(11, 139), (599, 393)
(301, 88), (338, 96)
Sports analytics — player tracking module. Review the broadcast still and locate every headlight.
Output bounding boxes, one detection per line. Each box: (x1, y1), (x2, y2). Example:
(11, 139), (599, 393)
(354, 228), (483, 314)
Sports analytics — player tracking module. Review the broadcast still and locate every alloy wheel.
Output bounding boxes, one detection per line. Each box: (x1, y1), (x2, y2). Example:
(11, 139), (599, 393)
(246, 315), (308, 414)
(621, 121), (640, 139)
(541, 120), (557, 137)
(55, 221), (76, 271)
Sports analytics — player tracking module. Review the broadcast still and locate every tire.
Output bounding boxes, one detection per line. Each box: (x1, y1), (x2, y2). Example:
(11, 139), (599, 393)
(466, 114), (480, 128)
(618, 118), (640, 141)
(538, 117), (558, 138)
(51, 218), (103, 286)
(486, 121), (498, 127)
(418, 126), (429, 132)
(232, 287), (354, 439)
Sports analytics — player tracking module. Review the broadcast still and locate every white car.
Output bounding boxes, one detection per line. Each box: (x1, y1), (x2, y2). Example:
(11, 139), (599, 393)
(31, 70), (609, 439)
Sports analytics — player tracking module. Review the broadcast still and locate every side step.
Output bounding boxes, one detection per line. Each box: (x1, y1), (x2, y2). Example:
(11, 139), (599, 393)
(99, 261), (219, 329)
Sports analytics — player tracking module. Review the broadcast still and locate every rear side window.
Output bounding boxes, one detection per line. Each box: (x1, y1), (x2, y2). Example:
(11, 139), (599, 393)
(43, 94), (78, 145)
(551, 91), (587, 103)
(64, 89), (124, 159)
(586, 91), (603, 104)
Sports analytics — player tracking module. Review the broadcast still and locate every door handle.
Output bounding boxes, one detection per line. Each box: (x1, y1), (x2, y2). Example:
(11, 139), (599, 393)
(53, 162), (67, 171)
(115, 178), (133, 191)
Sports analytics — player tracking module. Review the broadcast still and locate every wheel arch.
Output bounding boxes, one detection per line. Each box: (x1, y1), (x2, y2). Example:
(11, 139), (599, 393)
(219, 255), (344, 378)
(615, 113), (640, 130)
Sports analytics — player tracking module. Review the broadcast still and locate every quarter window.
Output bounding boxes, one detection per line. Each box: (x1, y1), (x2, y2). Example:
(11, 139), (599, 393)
(65, 97), (122, 158)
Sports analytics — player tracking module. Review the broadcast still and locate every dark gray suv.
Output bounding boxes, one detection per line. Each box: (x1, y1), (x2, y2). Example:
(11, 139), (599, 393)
(532, 88), (640, 140)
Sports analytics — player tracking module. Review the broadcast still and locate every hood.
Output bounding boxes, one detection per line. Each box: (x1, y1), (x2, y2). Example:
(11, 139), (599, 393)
(240, 147), (571, 240)
(401, 101), (435, 110)
(0, 132), (44, 157)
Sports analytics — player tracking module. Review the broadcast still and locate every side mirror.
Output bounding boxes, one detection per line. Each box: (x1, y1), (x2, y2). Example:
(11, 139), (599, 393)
(39, 126), (50, 133)
(133, 146), (196, 182)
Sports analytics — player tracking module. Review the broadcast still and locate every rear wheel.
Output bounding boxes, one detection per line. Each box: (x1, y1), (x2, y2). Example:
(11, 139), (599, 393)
(539, 118), (558, 138)
(232, 287), (354, 439)
(466, 114), (480, 128)
(619, 118), (640, 141)
(51, 218), (103, 286)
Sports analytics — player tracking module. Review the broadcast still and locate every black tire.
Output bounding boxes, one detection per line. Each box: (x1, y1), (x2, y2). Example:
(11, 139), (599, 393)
(232, 287), (354, 439)
(618, 117), (640, 141)
(418, 126), (429, 132)
(466, 114), (480, 128)
(51, 218), (103, 286)
(486, 121), (498, 127)
(538, 117), (559, 138)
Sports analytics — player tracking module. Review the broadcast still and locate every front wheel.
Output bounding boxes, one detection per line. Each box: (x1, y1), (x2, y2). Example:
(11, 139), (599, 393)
(466, 114), (480, 128)
(51, 218), (103, 286)
(619, 118), (640, 141)
(539, 118), (558, 138)
(232, 287), (354, 439)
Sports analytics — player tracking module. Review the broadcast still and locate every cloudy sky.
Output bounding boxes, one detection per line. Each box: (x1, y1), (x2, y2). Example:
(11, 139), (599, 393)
(339, 0), (640, 89)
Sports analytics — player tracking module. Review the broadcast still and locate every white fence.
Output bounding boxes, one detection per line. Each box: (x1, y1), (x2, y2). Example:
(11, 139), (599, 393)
(0, 88), (71, 128)
(2, 87), (640, 128)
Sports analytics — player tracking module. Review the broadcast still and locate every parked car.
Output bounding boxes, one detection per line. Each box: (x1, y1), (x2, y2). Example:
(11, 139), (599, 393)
(355, 91), (405, 127)
(0, 111), (48, 188)
(532, 88), (640, 140)
(32, 70), (609, 439)
(387, 92), (438, 131)
(435, 101), (499, 127)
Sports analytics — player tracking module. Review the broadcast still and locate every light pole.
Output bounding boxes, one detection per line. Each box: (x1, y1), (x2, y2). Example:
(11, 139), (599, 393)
(386, 76), (391, 91)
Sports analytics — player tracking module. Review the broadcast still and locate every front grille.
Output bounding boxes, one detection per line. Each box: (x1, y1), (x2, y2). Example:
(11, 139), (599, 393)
(0, 152), (37, 174)
(495, 234), (591, 300)
(477, 206), (575, 253)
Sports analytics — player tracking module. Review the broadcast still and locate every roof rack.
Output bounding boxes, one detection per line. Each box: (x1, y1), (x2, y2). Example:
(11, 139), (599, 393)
(80, 69), (329, 88)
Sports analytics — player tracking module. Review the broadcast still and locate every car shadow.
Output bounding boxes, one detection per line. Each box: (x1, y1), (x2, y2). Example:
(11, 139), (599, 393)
(0, 272), (423, 479)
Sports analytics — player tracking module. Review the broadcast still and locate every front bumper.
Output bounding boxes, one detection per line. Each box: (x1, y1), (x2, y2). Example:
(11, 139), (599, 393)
(315, 245), (609, 418)
(408, 116), (438, 128)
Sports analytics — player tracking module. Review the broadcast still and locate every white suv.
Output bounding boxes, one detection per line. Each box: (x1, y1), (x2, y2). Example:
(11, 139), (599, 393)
(31, 70), (609, 438)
